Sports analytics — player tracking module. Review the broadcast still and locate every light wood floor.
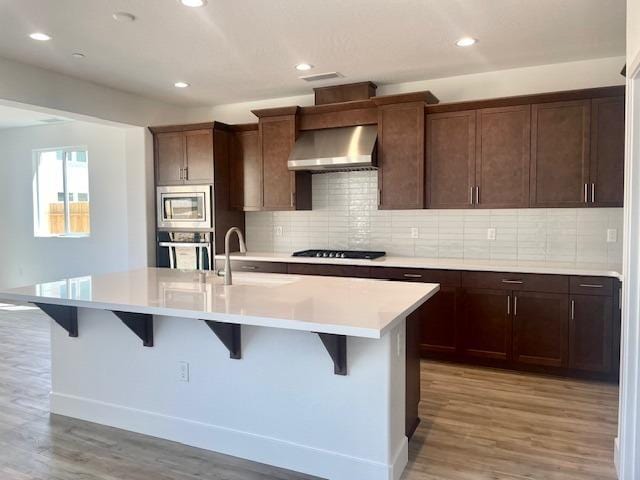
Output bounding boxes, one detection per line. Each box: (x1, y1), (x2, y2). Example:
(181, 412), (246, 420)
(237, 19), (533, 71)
(0, 307), (619, 480)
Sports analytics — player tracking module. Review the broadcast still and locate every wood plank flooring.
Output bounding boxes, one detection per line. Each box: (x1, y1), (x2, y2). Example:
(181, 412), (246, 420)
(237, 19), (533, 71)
(0, 307), (618, 480)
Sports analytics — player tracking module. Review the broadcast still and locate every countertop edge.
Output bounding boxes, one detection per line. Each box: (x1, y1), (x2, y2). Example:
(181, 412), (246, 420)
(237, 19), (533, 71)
(215, 253), (623, 280)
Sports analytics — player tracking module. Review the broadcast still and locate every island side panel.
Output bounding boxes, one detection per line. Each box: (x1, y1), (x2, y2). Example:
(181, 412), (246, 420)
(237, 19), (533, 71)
(49, 308), (407, 480)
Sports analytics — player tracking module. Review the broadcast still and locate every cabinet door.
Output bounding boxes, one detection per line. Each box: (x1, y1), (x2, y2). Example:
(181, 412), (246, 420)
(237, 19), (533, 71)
(420, 286), (458, 355)
(155, 132), (185, 185)
(260, 115), (296, 210)
(570, 294), (613, 373)
(378, 102), (425, 209)
(512, 292), (568, 367)
(426, 110), (476, 208)
(461, 289), (511, 361)
(590, 97), (625, 207)
(476, 105), (531, 208)
(530, 100), (591, 207)
(230, 129), (261, 210)
(184, 129), (214, 184)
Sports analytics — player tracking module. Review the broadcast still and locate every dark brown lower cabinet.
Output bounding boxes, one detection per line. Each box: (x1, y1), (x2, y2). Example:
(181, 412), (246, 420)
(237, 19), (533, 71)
(461, 289), (511, 361)
(420, 286), (458, 355)
(512, 292), (568, 367)
(570, 294), (613, 373)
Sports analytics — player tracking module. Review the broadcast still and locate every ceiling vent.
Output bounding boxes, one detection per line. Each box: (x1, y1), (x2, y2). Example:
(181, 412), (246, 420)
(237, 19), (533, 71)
(299, 72), (344, 82)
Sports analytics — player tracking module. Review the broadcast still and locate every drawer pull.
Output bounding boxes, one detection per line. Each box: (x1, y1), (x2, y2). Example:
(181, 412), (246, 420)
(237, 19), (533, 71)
(571, 300), (575, 320)
(501, 279), (523, 284)
(578, 283), (603, 288)
(241, 265), (258, 270)
(507, 295), (511, 315)
(403, 273), (423, 279)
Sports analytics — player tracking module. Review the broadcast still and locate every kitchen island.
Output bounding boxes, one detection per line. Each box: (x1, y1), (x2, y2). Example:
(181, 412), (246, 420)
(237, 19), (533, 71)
(0, 267), (438, 480)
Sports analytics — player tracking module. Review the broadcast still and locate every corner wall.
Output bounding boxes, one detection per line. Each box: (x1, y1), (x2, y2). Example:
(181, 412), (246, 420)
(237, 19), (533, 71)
(0, 121), (138, 288)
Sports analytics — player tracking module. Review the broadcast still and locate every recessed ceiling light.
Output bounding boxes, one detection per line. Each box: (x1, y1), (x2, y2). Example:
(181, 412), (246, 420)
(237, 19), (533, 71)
(174, 82), (190, 88)
(456, 37), (477, 47)
(112, 12), (136, 22)
(29, 32), (51, 41)
(180, 0), (207, 7)
(295, 63), (313, 71)
(71, 52), (85, 59)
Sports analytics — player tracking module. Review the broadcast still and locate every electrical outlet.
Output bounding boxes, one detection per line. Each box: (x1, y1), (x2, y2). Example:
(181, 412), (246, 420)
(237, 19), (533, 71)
(487, 228), (497, 241)
(607, 229), (617, 243)
(410, 227), (419, 239)
(178, 361), (190, 382)
(274, 226), (283, 237)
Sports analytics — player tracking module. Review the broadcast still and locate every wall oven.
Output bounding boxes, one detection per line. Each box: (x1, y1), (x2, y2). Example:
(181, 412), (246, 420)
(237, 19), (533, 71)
(157, 185), (212, 230)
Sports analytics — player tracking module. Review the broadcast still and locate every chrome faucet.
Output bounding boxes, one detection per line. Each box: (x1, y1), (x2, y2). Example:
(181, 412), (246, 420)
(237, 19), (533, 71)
(218, 227), (247, 285)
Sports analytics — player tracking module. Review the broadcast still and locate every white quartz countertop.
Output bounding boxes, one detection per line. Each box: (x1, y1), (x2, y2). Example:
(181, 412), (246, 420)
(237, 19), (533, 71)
(0, 268), (438, 339)
(216, 252), (623, 280)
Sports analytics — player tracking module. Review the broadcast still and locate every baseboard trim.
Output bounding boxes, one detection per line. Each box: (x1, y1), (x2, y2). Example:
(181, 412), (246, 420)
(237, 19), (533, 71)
(51, 392), (405, 480)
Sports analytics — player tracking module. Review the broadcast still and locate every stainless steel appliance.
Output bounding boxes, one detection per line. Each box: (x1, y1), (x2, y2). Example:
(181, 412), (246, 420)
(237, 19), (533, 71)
(157, 185), (212, 230)
(292, 249), (386, 260)
(157, 231), (213, 271)
(287, 125), (378, 171)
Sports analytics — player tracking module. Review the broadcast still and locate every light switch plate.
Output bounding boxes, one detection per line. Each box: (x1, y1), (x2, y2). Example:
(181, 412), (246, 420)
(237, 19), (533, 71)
(607, 229), (617, 243)
(487, 228), (497, 241)
(178, 361), (190, 382)
(411, 227), (419, 239)
(274, 226), (283, 237)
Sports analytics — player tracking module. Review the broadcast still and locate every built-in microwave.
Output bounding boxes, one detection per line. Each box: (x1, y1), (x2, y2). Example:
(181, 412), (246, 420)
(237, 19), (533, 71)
(156, 185), (212, 230)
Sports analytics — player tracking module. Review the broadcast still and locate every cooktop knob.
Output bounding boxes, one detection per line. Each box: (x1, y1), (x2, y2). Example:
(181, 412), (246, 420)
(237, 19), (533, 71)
(315, 252), (322, 257)
(323, 252), (329, 257)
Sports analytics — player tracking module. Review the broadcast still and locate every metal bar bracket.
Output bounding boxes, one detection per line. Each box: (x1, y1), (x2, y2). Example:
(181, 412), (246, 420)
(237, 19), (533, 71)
(36, 303), (78, 337)
(316, 333), (347, 376)
(112, 311), (154, 347)
(205, 321), (241, 359)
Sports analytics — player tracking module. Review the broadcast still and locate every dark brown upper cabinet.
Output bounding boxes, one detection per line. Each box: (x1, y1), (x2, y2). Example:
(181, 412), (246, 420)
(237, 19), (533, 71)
(252, 107), (311, 211)
(376, 101), (426, 209)
(230, 126), (262, 211)
(530, 100), (591, 207)
(590, 97), (625, 207)
(154, 129), (214, 186)
(475, 105), (531, 208)
(426, 110), (476, 209)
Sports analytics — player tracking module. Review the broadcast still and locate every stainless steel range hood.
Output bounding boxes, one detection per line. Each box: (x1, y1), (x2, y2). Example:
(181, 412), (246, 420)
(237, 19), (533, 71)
(287, 125), (377, 171)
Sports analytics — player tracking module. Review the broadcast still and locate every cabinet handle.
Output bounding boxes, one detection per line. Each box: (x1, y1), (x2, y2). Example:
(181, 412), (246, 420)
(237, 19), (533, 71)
(241, 265), (258, 270)
(584, 183), (588, 203)
(507, 295), (511, 315)
(514, 295), (518, 316)
(501, 279), (523, 284)
(470, 186), (474, 205)
(579, 283), (603, 288)
(571, 299), (575, 320)
(184, 167), (188, 181)
(378, 188), (382, 206)
(591, 183), (595, 203)
(403, 273), (423, 279)
(475, 186), (480, 205)
(290, 191), (295, 207)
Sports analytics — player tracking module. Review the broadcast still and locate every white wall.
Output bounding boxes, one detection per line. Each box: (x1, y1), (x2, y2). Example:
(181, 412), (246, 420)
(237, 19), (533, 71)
(628, 0), (640, 67)
(0, 121), (144, 288)
(0, 56), (188, 127)
(186, 56), (626, 124)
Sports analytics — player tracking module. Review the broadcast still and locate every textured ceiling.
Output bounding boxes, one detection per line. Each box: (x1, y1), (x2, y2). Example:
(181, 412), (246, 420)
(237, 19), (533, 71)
(0, 0), (626, 107)
(0, 104), (70, 130)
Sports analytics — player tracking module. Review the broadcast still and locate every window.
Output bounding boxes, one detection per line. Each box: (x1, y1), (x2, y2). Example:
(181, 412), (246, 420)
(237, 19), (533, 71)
(33, 148), (90, 237)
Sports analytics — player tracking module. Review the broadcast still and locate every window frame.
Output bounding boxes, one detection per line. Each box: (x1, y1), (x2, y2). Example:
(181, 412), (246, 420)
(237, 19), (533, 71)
(32, 146), (90, 238)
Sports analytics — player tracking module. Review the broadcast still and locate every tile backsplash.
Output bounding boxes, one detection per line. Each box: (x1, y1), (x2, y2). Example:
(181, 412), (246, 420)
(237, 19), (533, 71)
(245, 171), (623, 264)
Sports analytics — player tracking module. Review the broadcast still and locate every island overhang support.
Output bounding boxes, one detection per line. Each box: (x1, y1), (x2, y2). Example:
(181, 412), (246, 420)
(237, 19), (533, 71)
(316, 333), (347, 375)
(35, 303), (78, 337)
(205, 321), (241, 359)
(112, 311), (154, 347)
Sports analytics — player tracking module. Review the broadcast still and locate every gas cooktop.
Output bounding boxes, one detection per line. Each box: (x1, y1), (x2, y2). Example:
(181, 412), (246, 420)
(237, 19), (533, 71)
(292, 249), (386, 260)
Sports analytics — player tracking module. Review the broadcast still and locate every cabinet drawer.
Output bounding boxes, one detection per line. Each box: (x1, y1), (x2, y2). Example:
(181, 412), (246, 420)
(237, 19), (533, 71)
(215, 260), (287, 274)
(462, 271), (568, 293)
(570, 276), (613, 296)
(287, 263), (370, 278)
(370, 267), (461, 286)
